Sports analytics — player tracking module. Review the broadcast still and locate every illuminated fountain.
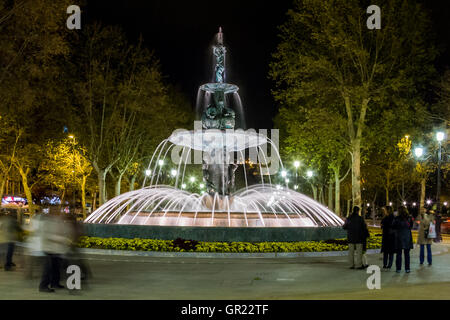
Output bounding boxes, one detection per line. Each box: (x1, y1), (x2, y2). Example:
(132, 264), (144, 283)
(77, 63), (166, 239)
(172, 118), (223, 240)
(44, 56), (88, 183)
(85, 28), (344, 241)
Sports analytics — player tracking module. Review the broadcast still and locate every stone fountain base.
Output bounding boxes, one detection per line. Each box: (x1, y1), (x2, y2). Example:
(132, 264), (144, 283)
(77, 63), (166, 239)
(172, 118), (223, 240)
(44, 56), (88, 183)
(83, 223), (346, 242)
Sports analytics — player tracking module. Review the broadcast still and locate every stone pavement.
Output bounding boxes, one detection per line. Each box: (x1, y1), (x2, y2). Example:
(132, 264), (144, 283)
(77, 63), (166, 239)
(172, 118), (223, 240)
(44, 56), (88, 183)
(0, 243), (449, 300)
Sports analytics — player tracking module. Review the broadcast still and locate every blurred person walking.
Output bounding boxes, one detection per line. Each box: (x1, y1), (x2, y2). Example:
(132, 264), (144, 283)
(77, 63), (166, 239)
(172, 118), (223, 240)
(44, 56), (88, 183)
(343, 206), (369, 270)
(417, 208), (435, 266)
(23, 213), (45, 279)
(38, 214), (70, 292)
(381, 206), (395, 270)
(0, 212), (21, 271)
(64, 214), (92, 282)
(392, 206), (414, 273)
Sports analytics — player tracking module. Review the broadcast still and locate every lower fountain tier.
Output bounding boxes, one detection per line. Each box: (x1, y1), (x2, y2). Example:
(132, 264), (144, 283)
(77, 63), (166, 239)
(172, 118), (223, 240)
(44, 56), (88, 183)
(85, 185), (344, 228)
(168, 129), (267, 152)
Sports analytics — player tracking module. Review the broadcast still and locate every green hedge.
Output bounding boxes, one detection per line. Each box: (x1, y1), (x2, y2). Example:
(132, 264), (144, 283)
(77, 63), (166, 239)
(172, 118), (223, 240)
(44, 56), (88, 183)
(75, 231), (383, 253)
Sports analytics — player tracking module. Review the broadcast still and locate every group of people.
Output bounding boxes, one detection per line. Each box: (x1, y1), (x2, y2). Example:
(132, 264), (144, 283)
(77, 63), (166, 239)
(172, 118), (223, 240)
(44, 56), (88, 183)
(0, 212), (90, 292)
(344, 205), (437, 273)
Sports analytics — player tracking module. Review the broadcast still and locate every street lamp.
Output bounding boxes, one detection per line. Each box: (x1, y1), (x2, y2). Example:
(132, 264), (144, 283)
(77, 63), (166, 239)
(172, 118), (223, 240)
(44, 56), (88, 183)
(306, 170), (313, 178)
(145, 169), (152, 176)
(281, 170), (287, 178)
(158, 160), (164, 166)
(189, 176), (196, 183)
(414, 147), (424, 158)
(170, 169), (177, 177)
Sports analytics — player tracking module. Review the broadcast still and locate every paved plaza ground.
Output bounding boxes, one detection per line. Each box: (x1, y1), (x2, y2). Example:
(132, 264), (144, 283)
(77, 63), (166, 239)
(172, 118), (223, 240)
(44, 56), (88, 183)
(0, 240), (449, 300)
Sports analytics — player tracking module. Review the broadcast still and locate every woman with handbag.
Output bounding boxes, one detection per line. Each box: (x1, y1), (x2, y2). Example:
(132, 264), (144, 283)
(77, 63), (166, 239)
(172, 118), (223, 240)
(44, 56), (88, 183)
(417, 209), (435, 266)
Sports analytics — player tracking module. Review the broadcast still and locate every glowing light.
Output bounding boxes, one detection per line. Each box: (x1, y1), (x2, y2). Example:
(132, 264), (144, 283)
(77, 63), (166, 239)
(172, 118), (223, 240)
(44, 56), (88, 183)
(436, 131), (445, 142)
(414, 147), (424, 158)
(403, 201), (406, 205)
(412, 202), (416, 207)
(294, 185), (298, 190)
(158, 160), (164, 166)
(389, 202), (392, 206)
(276, 185), (281, 190)
(181, 184), (186, 189)
(293, 161), (300, 168)
(285, 179), (290, 183)
(281, 170), (287, 178)
(170, 169), (178, 177)
(199, 183), (205, 189)
(444, 202), (448, 206)
(189, 176), (196, 183)
(306, 170), (313, 178)
(426, 200), (431, 205)
(145, 169), (152, 176)
(367, 203), (370, 207)
(68, 134), (74, 139)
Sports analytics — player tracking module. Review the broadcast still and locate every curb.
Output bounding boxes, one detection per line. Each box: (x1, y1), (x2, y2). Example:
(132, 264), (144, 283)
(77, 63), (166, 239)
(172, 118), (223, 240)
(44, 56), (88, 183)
(78, 248), (381, 258)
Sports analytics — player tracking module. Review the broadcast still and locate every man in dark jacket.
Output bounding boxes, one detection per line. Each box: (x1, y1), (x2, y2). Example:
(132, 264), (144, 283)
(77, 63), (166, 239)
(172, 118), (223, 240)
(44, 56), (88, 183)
(343, 206), (368, 269)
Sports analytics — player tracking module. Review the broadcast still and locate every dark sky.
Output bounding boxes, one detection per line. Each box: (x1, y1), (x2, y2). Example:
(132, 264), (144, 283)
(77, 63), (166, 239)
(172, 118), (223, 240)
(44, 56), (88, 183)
(84, 0), (450, 129)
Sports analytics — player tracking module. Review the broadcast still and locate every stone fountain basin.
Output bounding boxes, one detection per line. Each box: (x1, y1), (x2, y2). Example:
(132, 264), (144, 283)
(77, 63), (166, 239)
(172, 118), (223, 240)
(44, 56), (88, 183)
(83, 223), (346, 242)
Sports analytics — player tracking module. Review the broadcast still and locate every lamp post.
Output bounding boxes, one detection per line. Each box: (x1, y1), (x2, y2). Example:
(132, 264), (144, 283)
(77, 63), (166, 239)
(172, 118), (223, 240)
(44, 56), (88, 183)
(436, 131), (444, 213)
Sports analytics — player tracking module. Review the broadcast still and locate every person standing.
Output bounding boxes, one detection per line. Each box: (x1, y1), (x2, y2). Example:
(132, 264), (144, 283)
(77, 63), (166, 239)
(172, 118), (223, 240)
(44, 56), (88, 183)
(417, 209), (435, 266)
(381, 206), (395, 270)
(434, 211), (442, 243)
(392, 206), (414, 273)
(343, 206), (368, 270)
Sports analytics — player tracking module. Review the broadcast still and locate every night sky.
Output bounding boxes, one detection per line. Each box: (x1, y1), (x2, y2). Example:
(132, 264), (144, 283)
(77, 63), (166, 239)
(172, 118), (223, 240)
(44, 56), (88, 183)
(84, 0), (450, 130)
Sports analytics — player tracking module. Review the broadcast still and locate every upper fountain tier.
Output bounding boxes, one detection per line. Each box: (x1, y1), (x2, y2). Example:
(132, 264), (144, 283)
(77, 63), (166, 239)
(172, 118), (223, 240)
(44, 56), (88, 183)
(200, 27), (239, 95)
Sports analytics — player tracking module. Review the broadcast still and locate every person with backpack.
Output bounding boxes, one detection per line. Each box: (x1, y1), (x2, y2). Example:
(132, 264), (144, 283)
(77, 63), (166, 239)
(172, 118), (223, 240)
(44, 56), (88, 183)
(417, 208), (435, 266)
(392, 206), (414, 273)
(343, 206), (369, 270)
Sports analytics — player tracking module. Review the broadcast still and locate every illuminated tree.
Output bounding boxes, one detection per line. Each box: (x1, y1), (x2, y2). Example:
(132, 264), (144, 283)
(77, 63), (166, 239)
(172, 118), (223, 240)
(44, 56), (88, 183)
(39, 138), (92, 218)
(270, 0), (436, 207)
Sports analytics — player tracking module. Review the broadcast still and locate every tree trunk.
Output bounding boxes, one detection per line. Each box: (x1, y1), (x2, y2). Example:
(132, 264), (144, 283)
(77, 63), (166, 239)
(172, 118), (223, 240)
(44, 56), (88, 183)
(420, 177), (426, 216)
(115, 172), (125, 197)
(385, 187), (389, 206)
(60, 188), (66, 213)
(334, 169), (341, 216)
(98, 169), (107, 205)
(129, 174), (137, 192)
(81, 175), (87, 219)
(17, 167), (34, 216)
(328, 181), (333, 210)
(351, 140), (362, 208)
(0, 177), (6, 204)
(310, 183), (317, 200)
(347, 199), (351, 217)
(92, 191), (97, 211)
